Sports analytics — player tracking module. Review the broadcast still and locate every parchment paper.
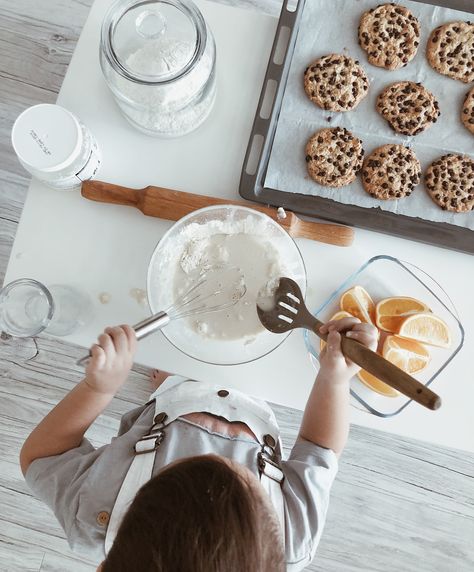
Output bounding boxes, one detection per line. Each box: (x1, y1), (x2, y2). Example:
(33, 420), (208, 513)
(265, 0), (474, 229)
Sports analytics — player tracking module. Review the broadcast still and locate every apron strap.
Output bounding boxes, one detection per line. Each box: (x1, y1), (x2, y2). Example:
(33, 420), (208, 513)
(258, 443), (286, 536)
(104, 424), (166, 553)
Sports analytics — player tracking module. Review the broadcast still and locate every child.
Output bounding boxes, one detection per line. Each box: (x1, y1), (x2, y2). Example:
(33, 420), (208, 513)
(20, 317), (377, 571)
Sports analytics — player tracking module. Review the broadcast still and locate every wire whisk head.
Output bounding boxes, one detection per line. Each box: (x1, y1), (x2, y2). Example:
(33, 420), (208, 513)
(167, 266), (246, 320)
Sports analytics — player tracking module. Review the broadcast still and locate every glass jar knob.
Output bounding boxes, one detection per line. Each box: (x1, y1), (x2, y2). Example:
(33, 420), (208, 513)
(135, 9), (166, 39)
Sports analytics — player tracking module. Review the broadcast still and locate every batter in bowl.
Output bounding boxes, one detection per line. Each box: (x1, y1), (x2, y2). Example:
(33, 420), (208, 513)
(174, 229), (284, 341)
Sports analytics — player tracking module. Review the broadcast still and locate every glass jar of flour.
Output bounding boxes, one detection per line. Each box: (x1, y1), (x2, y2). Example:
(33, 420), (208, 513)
(11, 104), (101, 191)
(99, 0), (216, 137)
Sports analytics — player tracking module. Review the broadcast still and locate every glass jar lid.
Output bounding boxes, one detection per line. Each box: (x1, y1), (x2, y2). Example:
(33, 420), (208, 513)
(102, 0), (207, 84)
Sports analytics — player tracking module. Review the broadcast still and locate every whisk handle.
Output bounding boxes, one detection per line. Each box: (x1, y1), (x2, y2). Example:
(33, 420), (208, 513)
(76, 312), (170, 368)
(134, 311), (170, 340)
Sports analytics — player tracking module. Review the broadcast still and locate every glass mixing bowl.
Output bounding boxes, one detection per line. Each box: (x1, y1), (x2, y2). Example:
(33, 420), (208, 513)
(147, 205), (306, 365)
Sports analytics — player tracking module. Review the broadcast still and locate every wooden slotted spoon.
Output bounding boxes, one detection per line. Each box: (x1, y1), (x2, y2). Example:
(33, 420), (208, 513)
(257, 277), (441, 411)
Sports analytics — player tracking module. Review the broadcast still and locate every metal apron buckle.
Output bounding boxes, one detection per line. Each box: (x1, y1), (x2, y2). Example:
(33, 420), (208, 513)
(134, 430), (165, 455)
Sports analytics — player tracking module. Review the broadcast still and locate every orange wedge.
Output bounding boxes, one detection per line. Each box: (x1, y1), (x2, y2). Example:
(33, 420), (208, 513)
(320, 310), (352, 352)
(383, 335), (430, 374)
(357, 335), (431, 398)
(397, 312), (451, 348)
(357, 369), (400, 398)
(375, 296), (430, 333)
(340, 286), (375, 324)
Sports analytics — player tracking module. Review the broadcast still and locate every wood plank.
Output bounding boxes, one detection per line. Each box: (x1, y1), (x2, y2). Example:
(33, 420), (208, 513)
(0, 486), (71, 544)
(0, 77), (57, 184)
(0, 216), (18, 285)
(0, 0), (91, 94)
(40, 552), (95, 572)
(0, 533), (43, 572)
(316, 475), (474, 571)
(0, 519), (94, 570)
(0, 169), (30, 224)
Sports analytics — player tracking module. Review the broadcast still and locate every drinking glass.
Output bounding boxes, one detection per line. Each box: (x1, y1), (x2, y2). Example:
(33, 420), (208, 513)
(0, 278), (93, 338)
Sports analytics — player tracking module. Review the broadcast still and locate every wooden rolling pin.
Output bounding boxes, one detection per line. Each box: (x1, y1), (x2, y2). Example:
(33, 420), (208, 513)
(81, 180), (354, 247)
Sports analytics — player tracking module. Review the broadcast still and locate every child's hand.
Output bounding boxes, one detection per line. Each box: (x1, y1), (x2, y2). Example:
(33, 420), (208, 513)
(85, 325), (137, 396)
(318, 317), (378, 384)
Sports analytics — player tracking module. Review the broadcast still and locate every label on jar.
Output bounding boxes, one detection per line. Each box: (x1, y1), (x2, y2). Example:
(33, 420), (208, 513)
(76, 137), (102, 183)
(38, 135), (102, 191)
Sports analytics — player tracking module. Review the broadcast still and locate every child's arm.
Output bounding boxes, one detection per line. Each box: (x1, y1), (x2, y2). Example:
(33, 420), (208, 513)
(20, 325), (137, 476)
(298, 317), (378, 457)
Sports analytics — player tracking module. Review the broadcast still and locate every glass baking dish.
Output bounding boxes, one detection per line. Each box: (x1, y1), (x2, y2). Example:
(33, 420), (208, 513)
(304, 255), (464, 417)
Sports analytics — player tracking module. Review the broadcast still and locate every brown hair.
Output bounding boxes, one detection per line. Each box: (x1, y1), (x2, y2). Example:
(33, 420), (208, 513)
(102, 455), (285, 572)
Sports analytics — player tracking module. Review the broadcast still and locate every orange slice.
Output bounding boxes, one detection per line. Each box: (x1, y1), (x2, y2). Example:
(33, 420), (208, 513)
(382, 335), (430, 374)
(357, 369), (400, 398)
(320, 310), (352, 352)
(397, 312), (451, 348)
(357, 335), (431, 398)
(375, 296), (430, 333)
(340, 286), (375, 324)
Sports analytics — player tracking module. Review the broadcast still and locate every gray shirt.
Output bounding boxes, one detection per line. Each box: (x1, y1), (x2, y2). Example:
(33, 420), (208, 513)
(26, 400), (338, 570)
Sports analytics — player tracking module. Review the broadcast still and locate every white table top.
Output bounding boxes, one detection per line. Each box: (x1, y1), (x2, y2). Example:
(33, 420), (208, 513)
(5, 0), (474, 452)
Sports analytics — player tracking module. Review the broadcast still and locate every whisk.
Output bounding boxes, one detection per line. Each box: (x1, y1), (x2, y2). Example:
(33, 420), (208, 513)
(77, 267), (246, 366)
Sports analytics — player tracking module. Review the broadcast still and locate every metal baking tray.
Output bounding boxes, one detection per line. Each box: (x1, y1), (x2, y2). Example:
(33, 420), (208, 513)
(239, 0), (474, 254)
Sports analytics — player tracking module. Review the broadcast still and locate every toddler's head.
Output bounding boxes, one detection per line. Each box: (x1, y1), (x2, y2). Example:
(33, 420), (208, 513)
(101, 454), (285, 572)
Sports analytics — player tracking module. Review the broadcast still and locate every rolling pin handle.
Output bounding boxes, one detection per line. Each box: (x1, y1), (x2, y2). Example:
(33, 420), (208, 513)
(81, 180), (141, 208)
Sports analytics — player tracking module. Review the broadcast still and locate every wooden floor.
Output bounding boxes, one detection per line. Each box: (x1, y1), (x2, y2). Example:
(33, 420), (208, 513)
(1, 1), (473, 570)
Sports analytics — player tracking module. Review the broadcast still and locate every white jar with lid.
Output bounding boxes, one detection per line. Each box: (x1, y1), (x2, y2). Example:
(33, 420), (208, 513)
(99, 0), (216, 137)
(11, 104), (102, 191)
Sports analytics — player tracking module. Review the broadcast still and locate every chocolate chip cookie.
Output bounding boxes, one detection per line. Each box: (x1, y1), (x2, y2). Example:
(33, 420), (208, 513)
(461, 87), (474, 135)
(376, 81), (440, 135)
(304, 54), (369, 112)
(358, 3), (420, 70)
(362, 144), (421, 199)
(305, 127), (364, 187)
(427, 21), (474, 83)
(425, 154), (474, 212)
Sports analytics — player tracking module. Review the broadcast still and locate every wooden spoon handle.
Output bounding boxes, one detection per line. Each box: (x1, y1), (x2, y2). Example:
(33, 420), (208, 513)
(310, 321), (441, 411)
(341, 337), (440, 410)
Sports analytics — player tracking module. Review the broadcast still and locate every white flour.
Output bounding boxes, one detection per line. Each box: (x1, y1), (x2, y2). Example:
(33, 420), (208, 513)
(116, 38), (215, 135)
(126, 39), (192, 77)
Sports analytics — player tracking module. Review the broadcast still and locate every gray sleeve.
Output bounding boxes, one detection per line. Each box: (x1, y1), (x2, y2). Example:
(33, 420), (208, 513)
(116, 403), (149, 436)
(281, 439), (339, 570)
(24, 438), (104, 537)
